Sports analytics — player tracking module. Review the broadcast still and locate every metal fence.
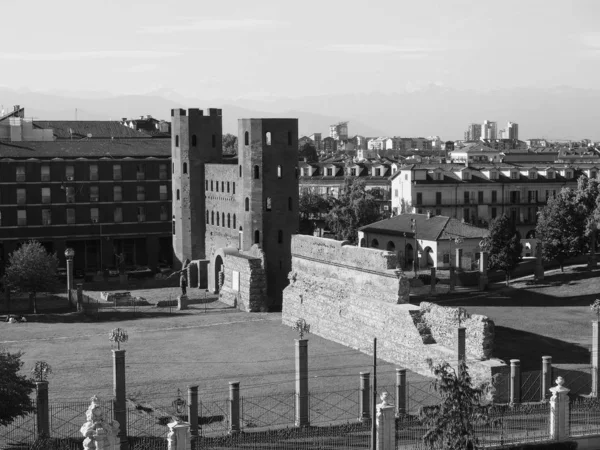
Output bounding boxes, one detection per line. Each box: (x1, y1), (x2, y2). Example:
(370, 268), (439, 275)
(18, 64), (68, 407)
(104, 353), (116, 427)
(570, 397), (600, 437)
(241, 392), (296, 429)
(309, 389), (360, 425)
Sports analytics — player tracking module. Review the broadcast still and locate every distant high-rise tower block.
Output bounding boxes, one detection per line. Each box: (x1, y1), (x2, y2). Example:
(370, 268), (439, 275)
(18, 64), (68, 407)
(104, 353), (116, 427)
(329, 122), (348, 141)
(465, 123), (482, 141)
(507, 122), (519, 140)
(482, 120), (497, 140)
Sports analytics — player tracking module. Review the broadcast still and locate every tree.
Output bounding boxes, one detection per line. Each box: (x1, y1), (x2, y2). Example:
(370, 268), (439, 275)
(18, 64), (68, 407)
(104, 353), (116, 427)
(419, 360), (493, 450)
(536, 188), (587, 271)
(298, 190), (330, 235)
(0, 349), (36, 426)
(298, 142), (318, 162)
(574, 175), (600, 259)
(222, 133), (238, 155)
(3, 241), (59, 314)
(480, 214), (523, 285)
(325, 178), (385, 244)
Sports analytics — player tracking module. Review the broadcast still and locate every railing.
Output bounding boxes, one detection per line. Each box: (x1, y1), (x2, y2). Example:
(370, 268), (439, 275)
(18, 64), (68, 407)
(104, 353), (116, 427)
(570, 397), (600, 437)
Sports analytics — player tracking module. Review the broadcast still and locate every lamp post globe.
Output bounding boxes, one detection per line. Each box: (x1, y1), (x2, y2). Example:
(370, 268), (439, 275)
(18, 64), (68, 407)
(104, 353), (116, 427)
(65, 248), (75, 292)
(65, 248), (75, 260)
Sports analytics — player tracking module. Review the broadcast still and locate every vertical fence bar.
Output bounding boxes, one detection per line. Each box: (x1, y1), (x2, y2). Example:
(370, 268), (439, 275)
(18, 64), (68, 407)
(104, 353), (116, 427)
(188, 385), (198, 443)
(510, 359), (521, 405)
(395, 369), (407, 416)
(542, 356), (552, 401)
(359, 372), (371, 422)
(229, 381), (240, 434)
(295, 339), (309, 427)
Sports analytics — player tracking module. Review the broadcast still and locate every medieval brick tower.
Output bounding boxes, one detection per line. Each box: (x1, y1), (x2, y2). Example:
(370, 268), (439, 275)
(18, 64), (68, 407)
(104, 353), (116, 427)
(237, 119), (299, 307)
(171, 108), (222, 267)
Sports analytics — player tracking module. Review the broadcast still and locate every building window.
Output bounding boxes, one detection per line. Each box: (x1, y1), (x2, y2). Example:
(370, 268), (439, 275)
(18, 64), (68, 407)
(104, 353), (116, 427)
(491, 207), (497, 219)
(160, 185), (168, 200)
(66, 165), (75, 181)
(435, 192), (442, 204)
(278, 230), (283, 243)
(42, 187), (51, 204)
(265, 132), (271, 146)
(547, 171), (555, 179)
(183, 163), (187, 174)
(254, 230), (260, 244)
(89, 164), (99, 181)
(217, 213), (220, 226)
(176, 189), (180, 200)
(192, 135), (197, 147)
(244, 131), (249, 146)
(351, 168), (357, 177)
(136, 164), (145, 180)
(172, 220), (176, 235)
(17, 210), (26, 226)
(478, 191), (484, 203)
(114, 208), (124, 223)
(212, 134), (216, 148)
(113, 164), (122, 180)
(463, 208), (470, 222)
(254, 165), (260, 179)
(565, 170), (572, 179)
(175, 135), (179, 147)
(65, 186), (75, 203)
(66, 208), (76, 224)
(159, 164), (168, 180)
(216, 181), (219, 192)
(245, 198), (249, 211)
(137, 206), (146, 222)
(16, 188), (26, 205)
(233, 214), (236, 228)
(137, 186), (145, 201)
(416, 193), (422, 205)
(491, 191), (497, 203)
(206, 210), (209, 224)
(113, 186), (122, 202)
(277, 165), (282, 179)
(161, 205), (168, 221)
(239, 165), (242, 177)
(443, 253), (450, 264)
(211, 211), (214, 225)
(326, 168), (333, 177)
(211, 180), (214, 191)
(288, 131), (292, 146)
(266, 197), (272, 211)
(233, 182), (236, 195)
(510, 191), (520, 204)
(288, 197), (292, 211)
(227, 182), (230, 193)
(592, 171), (597, 179)
(91, 208), (99, 223)
(227, 213), (231, 228)
(511, 171), (518, 180)
(221, 181), (224, 192)
(463, 192), (469, 204)
(42, 209), (52, 226)
(16, 166), (26, 182)
(41, 165), (50, 181)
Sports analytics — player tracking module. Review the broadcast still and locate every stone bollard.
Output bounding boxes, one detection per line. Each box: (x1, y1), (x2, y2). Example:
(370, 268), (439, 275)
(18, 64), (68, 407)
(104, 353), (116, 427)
(187, 386), (198, 441)
(177, 295), (189, 311)
(510, 359), (521, 405)
(449, 267), (456, 292)
(167, 420), (192, 450)
(229, 382), (240, 434)
(549, 377), (570, 440)
(455, 327), (466, 364)
(80, 395), (120, 450)
(295, 339), (309, 427)
(478, 252), (488, 291)
(376, 392), (395, 450)
(359, 372), (371, 422)
(395, 369), (407, 416)
(36, 381), (50, 437)
(592, 321), (600, 397)
(430, 268), (436, 294)
(542, 356), (552, 401)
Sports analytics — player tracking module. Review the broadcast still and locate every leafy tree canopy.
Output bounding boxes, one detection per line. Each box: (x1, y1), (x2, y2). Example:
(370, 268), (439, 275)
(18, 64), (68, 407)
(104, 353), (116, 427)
(0, 349), (35, 427)
(298, 142), (318, 162)
(298, 191), (331, 235)
(222, 133), (238, 155)
(481, 214), (522, 284)
(575, 175), (600, 236)
(325, 178), (384, 244)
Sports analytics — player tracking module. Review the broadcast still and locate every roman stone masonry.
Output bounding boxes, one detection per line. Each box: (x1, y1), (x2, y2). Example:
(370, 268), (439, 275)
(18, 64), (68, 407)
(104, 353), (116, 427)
(282, 235), (505, 382)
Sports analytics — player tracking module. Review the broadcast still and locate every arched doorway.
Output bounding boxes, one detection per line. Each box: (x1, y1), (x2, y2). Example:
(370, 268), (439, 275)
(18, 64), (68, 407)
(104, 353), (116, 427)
(424, 246), (434, 267)
(405, 243), (413, 269)
(214, 255), (224, 294)
(371, 239), (379, 248)
(386, 241), (395, 252)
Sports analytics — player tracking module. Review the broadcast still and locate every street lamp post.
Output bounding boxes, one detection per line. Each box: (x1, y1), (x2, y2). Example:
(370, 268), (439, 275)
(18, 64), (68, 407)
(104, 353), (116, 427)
(65, 248), (75, 307)
(411, 218), (418, 278)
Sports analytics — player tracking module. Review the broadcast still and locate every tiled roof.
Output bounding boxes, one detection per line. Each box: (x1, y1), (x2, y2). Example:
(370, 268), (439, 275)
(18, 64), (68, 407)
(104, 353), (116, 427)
(0, 139), (170, 159)
(33, 121), (158, 139)
(359, 213), (488, 241)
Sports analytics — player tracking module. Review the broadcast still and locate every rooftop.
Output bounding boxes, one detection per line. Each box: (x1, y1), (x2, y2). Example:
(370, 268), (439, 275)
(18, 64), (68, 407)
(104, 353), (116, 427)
(33, 121), (162, 140)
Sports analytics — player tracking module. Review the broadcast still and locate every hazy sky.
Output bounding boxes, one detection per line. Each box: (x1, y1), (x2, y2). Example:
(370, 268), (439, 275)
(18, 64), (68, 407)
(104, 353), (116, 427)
(3, 0), (600, 100)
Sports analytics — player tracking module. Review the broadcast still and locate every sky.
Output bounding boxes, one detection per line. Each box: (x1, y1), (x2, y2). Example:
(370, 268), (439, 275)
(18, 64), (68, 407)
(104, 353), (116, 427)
(2, 0), (600, 100)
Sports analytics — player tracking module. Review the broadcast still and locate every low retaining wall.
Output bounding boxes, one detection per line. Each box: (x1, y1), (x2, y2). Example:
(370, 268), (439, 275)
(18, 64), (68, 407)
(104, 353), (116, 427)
(217, 247), (267, 312)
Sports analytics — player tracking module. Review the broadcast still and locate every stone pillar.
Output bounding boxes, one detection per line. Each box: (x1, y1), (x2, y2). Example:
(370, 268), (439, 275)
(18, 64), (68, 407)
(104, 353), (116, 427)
(395, 369), (407, 416)
(430, 268), (436, 294)
(549, 377), (570, 441)
(541, 356), (552, 401)
(67, 257), (74, 291)
(397, 275), (410, 304)
(592, 321), (600, 397)
(534, 244), (544, 281)
(295, 339), (309, 427)
(36, 381), (49, 437)
(455, 327), (466, 363)
(359, 372), (371, 422)
(510, 359), (521, 405)
(478, 251), (488, 291)
(112, 350), (128, 450)
(167, 420), (191, 450)
(455, 248), (463, 270)
(229, 382), (240, 434)
(376, 393), (395, 450)
(187, 385), (198, 441)
(177, 295), (189, 311)
(76, 284), (83, 312)
(449, 267), (456, 292)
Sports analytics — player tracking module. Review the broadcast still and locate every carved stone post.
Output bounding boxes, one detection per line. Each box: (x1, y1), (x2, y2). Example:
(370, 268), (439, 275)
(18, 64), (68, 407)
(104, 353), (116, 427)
(187, 385), (198, 441)
(395, 369), (407, 416)
(295, 339), (309, 427)
(167, 420), (191, 450)
(542, 356), (552, 401)
(510, 359), (521, 405)
(534, 244), (544, 281)
(229, 382), (240, 434)
(359, 372), (371, 422)
(430, 268), (436, 294)
(112, 350), (127, 450)
(36, 381), (49, 437)
(455, 248), (463, 270)
(478, 251), (488, 291)
(592, 321), (600, 397)
(376, 392), (395, 450)
(80, 395), (120, 450)
(177, 295), (188, 311)
(549, 377), (570, 441)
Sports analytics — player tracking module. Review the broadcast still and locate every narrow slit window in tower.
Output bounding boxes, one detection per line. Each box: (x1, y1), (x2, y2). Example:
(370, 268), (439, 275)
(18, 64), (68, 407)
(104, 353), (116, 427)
(206, 210), (209, 224)
(254, 165), (260, 179)
(183, 163), (187, 174)
(245, 198), (249, 211)
(277, 165), (282, 179)
(192, 135), (197, 147)
(266, 197), (272, 211)
(233, 214), (236, 228)
(211, 211), (214, 225)
(216, 212), (220, 226)
(227, 213), (231, 228)
(265, 132), (271, 146)
(244, 131), (249, 145)
(222, 212), (225, 227)
(175, 135), (179, 147)
(278, 230), (283, 244)
(254, 230), (260, 244)
(176, 189), (180, 200)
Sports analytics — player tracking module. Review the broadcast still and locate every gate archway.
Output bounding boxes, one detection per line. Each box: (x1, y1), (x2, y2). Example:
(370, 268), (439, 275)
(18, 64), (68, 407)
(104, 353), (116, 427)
(214, 255), (224, 294)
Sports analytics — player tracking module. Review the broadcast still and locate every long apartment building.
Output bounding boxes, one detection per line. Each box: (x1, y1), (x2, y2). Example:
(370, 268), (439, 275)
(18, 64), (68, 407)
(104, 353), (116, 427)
(390, 162), (598, 238)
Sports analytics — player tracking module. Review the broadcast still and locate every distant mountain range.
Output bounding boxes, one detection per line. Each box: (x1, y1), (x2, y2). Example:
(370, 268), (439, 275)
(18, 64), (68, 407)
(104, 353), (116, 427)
(1, 86), (598, 141)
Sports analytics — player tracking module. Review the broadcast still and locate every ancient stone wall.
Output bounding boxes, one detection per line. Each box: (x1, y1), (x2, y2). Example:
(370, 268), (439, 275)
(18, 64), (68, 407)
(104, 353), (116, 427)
(282, 235), (504, 381)
(218, 248), (267, 312)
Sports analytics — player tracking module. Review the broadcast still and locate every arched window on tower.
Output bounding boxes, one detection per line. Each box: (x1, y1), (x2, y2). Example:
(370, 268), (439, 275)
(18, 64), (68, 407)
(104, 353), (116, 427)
(216, 212), (220, 226)
(277, 165), (282, 179)
(288, 197), (292, 211)
(221, 181), (224, 192)
(216, 182), (219, 192)
(222, 212), (225, 227)
(244, 131), (249, 146)
(239, 165), (242, 177)
(212, 134), (216, 148)
(227, 213), (231, 228)
(278, 230), (283, 244)
(266, 197), (272, 211)
(254, 230), (260, 244)
(172, 163), (175, 174)
(233, 214), (236, 228)
(175, 135), (179, 147)
(265, 132), (271, 146)
(295, 167), (299, 179)
(206, 180), (208, 190)
(245, 198), (249, 211)
(227, 182), (230, 193)
(211, 211), (214, 225)
(206, 210), (209, 224)
(183, 163), (187, 174)
(176, 189), (180, 200)
(233, 182), (236, 194)
(254, 165), (260, 179)
(191, 135), (197, 147)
